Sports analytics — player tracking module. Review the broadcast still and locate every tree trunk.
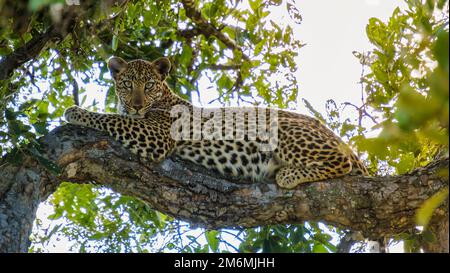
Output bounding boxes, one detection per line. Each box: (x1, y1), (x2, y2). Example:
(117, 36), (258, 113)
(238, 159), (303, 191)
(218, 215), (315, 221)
(0, 164), (38, 252)
(0, 125), (448, 252)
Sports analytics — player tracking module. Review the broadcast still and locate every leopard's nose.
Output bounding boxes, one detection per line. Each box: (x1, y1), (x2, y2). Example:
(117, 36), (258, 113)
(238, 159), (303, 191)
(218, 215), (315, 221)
(132, 89), (144, 111)
(133, 103), (143, 110)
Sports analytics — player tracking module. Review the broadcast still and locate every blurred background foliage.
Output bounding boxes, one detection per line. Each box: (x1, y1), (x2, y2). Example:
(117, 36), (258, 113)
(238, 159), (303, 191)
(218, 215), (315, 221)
(353, 0), (449, 176)
(0, 0), (448, 252)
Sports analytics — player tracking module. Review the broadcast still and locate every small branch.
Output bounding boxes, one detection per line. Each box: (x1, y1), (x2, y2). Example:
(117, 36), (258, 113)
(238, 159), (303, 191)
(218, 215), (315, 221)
(207, 64), (242, 70)
(342, 102), (379, 127)
(176, 28), (202, 39)
(70, 76), (80, 106)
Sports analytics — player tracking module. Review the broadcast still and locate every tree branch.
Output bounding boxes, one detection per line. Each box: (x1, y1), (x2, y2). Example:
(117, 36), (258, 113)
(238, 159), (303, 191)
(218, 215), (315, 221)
(1, 124), (448, 252)
(0, 26), (61, 81)
(207, 64), (242, 70)
(176, 27), (203, 40)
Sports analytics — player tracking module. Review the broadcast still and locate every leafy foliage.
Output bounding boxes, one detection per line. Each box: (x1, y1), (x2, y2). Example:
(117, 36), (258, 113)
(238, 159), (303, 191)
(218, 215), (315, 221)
(352, 0), (449, 175)
(31, 183), (174, 252)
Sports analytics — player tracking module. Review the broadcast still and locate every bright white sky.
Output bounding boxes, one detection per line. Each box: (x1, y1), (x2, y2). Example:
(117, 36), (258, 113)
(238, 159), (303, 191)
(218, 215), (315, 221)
(33, 0), (408, 253)
(294, 0), (406, 114)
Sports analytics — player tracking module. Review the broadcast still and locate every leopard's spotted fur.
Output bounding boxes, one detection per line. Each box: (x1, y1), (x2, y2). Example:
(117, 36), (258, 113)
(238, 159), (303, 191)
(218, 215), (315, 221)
(64, 57), (368, 189)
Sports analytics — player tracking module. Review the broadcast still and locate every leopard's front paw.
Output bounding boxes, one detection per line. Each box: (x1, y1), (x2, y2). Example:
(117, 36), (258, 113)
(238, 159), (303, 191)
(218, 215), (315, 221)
(64, 105), (87, 125)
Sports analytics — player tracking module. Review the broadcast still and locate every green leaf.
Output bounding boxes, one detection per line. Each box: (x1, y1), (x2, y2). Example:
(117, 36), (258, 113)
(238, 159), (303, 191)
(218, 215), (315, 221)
(421, 229), (436, 243)
(5, 108), (17, 120)
(112, 35), (119, 52)
(286, 2), (302, 24)
(249, 0), (261, 13)
(395, 153), (415, 174)
(205, 230), (219, 252)
(416, 187), (449, 228)
(433, 30), (449, 73)
(127, 3), (137, 18)
(28, 0), (64, 11)
(366, 18), (388, 50)
(262, 238), (272, 253)
(254, 40), (265, 55)
(217, 74), (233, 90)
(302, 99), (325, 123)
(29, 147), (62, 175)
(8, 120), (31, 136)
(90, 233), (107, 241)
(179, 45), (193, 67)
(143, 9), (161, 28)
(4, 148), (24, 165)
(32, 121), (48, 135)
(312, 243), (329, 253)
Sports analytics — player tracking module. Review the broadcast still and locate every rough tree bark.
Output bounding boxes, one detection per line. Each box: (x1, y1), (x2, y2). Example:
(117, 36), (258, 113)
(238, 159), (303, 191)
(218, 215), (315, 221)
(0, 125), (448, 253)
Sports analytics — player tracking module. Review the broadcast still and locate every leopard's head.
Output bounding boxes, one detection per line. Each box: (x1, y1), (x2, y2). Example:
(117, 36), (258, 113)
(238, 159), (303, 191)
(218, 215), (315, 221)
(107, 57), (171, 117)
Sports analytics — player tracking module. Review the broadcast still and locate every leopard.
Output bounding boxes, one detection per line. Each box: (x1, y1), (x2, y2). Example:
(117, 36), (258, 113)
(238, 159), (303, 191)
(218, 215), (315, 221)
(64, 57), (369, 189)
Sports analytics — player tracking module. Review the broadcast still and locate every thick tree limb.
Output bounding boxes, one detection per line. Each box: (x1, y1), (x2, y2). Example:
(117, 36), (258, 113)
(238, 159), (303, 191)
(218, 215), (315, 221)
(0, 125), (448, 252)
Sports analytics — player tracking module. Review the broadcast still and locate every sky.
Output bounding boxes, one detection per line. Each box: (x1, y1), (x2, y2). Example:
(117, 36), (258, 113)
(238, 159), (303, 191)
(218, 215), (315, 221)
(32, 0), (408, 253)
(293, 0), (406, 115)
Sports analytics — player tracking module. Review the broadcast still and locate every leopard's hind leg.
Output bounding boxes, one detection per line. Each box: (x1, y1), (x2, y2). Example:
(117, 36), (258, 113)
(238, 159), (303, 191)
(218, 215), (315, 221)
(275, 156), (353, 189)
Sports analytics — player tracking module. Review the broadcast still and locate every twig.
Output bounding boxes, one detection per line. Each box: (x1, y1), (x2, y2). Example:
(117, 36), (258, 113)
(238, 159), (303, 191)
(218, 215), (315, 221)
(70, 75), (80, 106)
(207, 64), (242, 70)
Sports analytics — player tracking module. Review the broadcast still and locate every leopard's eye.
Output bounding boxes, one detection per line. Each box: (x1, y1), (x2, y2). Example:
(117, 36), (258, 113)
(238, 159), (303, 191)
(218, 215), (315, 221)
(123, 81), (132, 88)
(145, 81), (154, 89)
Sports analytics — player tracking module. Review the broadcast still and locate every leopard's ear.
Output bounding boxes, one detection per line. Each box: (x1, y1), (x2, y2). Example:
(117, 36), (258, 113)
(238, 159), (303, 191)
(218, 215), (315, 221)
(108, 57), (128, 80)
(153, 57), (171, 80)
